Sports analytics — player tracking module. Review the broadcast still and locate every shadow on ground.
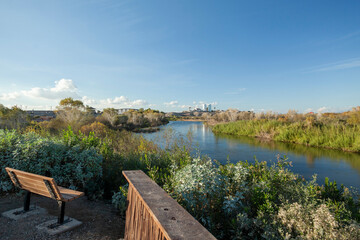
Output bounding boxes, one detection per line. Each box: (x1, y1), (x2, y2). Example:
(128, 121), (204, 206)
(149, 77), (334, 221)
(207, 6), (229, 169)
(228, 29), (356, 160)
(0, 193), (125, 240)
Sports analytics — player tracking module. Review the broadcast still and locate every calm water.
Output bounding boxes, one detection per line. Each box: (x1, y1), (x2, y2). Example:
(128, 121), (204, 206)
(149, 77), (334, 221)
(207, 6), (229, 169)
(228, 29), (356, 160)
(142, 121), (360, 189)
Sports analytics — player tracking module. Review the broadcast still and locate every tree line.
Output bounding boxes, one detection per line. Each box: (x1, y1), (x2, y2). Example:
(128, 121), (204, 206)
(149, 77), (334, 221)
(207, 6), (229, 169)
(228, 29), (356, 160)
(0, 97), (168, 133)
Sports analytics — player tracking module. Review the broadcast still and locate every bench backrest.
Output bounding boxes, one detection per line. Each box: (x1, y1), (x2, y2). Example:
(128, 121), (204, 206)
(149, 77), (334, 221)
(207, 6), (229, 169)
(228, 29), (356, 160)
(5, 167), (63, 201)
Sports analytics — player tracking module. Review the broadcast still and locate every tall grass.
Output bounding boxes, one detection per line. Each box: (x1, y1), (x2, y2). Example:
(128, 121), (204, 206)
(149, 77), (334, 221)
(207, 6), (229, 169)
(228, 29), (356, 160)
(212, 120), (360, 152)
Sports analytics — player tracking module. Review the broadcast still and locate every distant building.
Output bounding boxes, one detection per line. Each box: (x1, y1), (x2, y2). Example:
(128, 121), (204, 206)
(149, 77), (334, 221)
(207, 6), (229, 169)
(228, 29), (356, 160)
(117, 108), (137, 114)
(26, 110), (56, 118)
(208, 104), (212, 112)
(26, 110), (56, 122)
(202, 104), (207, 111)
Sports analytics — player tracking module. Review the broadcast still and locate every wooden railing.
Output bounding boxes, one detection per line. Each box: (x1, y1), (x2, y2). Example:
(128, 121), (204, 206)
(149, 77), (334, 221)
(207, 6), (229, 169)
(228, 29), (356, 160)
(123, 170), (217, 240)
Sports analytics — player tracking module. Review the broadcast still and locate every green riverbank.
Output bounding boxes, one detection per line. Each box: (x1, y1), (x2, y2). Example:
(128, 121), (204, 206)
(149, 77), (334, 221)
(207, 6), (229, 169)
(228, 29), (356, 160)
(212, 119), (360, 153)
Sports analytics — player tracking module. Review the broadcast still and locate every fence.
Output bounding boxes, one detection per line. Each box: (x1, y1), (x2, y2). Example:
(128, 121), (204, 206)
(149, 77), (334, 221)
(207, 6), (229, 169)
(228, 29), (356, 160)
(123, 170), (216, 240)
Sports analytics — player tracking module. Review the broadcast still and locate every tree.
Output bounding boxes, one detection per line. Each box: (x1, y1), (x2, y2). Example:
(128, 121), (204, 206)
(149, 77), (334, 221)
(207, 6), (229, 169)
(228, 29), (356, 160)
(347, 107), (360, 125)
(227, 109), (239, 122)
(0, 105), (29, 129)
(102, 108), (120, 127)
(54, 98), (93, 131)
(59, 97), (85, 110)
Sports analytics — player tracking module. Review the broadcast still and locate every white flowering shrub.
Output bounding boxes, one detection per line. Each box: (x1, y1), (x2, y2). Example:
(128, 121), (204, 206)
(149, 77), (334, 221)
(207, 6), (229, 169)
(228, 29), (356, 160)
(171, 157), (226, 234)
(169, 156), (360, 239)
(277, 202), (360, 240)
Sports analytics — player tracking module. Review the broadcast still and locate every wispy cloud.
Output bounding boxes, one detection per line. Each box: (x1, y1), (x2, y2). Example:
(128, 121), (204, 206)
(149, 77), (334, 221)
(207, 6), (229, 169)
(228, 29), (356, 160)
(99, 96), (148, 108)
(335, 30), (360, 41)
(81, 96), (150, 109)
(306, 58), (360, 73)
(0, 92), (21, 101)
(224, 88), (246, 95)
(164, 100), (178, 107)
(317, 106), (356, 113)
(250, 108), (265, 112)
(180, 105), (191, 109)
(304, 108), (313, 113)
(309, 30), (360, 47)
(317, 106), (328, 113)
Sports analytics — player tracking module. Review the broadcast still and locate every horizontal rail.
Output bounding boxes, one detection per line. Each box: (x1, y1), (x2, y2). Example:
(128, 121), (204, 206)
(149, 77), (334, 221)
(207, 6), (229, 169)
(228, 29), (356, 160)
(123, 170), (216, 240)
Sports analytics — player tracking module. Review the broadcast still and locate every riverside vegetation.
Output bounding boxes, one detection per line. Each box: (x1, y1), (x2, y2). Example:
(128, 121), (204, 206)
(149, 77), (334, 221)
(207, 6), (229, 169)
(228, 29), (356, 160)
(0, 98), (168, 133)
(1, 102), (360, 239)
(210, 108), (360, 153)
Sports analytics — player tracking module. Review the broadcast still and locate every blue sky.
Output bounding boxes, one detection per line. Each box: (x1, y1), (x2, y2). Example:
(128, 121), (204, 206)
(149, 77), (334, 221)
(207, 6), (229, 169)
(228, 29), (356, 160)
(0, 0), (359, 112)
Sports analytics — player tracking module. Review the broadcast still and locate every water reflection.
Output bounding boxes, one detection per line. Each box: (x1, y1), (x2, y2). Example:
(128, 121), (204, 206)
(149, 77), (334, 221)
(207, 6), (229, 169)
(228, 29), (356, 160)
(214, 133), (360, 175)
(143, 121), (360, 188)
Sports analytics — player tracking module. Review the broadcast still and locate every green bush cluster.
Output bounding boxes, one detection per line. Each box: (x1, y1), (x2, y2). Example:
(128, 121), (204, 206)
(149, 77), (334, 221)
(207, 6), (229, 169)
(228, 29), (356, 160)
(0, 129), (103, 198)
(166, 157), (360, 239)
(1, 124), (192, 200)
(212, 119), (360, 152)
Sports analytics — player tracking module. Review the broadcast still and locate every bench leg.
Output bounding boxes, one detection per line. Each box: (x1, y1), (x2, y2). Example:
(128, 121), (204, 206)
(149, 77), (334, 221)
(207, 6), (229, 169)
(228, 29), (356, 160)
(58, 202), (65, 224)
(24, 191), (31, 211)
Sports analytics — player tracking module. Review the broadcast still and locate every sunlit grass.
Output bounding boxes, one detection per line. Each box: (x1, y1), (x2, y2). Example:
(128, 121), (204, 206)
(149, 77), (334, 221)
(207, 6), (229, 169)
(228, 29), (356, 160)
(212, 120), (360, 152)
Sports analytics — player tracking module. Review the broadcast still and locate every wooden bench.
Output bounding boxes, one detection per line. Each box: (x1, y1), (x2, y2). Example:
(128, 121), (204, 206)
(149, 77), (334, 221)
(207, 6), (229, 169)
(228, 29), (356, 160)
(5, 167), (84, 224)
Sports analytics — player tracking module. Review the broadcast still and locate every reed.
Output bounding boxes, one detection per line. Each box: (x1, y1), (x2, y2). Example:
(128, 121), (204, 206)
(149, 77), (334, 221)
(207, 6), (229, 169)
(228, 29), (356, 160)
(212, 120), (360, 152)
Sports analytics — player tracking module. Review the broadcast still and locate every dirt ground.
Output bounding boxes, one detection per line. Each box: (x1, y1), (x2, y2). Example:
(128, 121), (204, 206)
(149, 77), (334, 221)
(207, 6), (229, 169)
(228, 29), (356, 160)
(0, 193), (125, 240)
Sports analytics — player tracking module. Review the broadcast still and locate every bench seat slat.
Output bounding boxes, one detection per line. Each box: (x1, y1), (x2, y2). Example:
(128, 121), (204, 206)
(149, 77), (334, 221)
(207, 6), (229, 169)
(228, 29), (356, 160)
(58, 186), (84, 202)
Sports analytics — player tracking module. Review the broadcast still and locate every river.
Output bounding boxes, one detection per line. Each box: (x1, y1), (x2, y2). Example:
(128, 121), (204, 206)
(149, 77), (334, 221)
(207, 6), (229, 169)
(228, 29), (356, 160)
(142, 121), (360, 189)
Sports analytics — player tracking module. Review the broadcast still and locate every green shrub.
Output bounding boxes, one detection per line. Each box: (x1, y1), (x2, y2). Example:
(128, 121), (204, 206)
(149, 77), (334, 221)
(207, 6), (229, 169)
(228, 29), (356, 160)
(112, 184), (128, 216)
(167, 156), (360, 239)
(0, 129), (103, 199)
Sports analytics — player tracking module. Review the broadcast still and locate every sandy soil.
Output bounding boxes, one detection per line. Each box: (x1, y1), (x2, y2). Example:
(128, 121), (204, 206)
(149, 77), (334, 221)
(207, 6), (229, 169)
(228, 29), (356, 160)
(0, 193), (124, 240)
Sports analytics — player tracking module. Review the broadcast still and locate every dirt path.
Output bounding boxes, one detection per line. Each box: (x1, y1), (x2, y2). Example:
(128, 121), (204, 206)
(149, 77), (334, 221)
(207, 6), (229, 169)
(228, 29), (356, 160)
(0, 193), (124, 240)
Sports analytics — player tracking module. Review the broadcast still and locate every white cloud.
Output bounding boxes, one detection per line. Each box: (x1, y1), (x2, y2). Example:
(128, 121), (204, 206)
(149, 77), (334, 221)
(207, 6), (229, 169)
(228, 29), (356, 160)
(1, 79), (79, 101)
(249, 108), (266, 112)
(0, 92), (21, 101)
(317, 107), (328, 113)
(99, 96), (148, 109)
(304, 108), (313, 113)
(180, 105), (191, 109)
(79, 95), (151, 109)
(82, 96), (97, 105)
(22, 79), (79, 99)
(0, 79), (153, 110)
(164, 100), (178, 107)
